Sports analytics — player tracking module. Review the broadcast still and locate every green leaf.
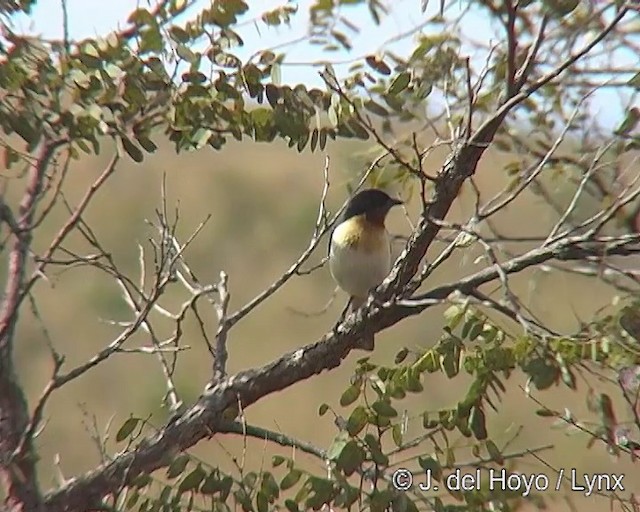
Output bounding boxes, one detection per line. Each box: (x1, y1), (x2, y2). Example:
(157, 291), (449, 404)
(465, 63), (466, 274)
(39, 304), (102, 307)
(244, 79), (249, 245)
(326, 433), (349, 460)
(305, 477), (334, 510)
(405, 369), (423, 393)
(339, 384), (361, 406)
(178, 465), (206, 493)
(441, 349), (460, 378)
(169, 26), (190, 43)
(319, 128), (328, 149)
(181, 71), (206, 84)
(391, 424), (403, 447)
(365, 55), (391, 75)
(370, 489), (394, 511)
(284, 499), (300, 512)
(336, 440), (364, 476)
(170, 0), (188, 14)
(256, 491), (269, 512)
(364, 100), (389, 117)
(418, 456), (442, 481)
(414, 350), (439, 373)
(524, 357), (558, 390)
(443, 304), (465, 330)
(271, 63), (282, 85)
(468, 321), (483, 341)
(614, 107), (640, 136)
(468, 406), (487, 440)
(136, 135), (158, 153)
(409, 39), (432, 63)
(176, 44), (198, 63)
(261, 472), (280, 500)
(485, 439), (504, 464)
(371, 400), (398, 418)
(388, 72), (411, 95)
(328, 105), (339, 127)
(346, 406), (368, 436)
(543, 0), (580, 16)
(343, 119), (369, 139)
(79, 45), (102, 68)
(120, 136), (144, 163)
(219, 476), (233, 501)
(8, 116), (38, 145)
(310, 128), (319, 152)
(280, 469), (302, 490)
(191, 128), (212, 149)
(159, 485), (172, 503)
(318, 403), (329, 416)
(115, 417), (139, 442)
(364, 434), (389, 467)
(132, 473), (152, 488)
(234, 488), (253, 511)
(265, 83), (280, 107)
(560, 363), (576, 390)
(272, 455), (286, 467)
(167, 454), (190, 479)
(125, 489), (140, 509)
(4, 146), (20, 170)
(200, 472), (221, 495)
(395, 348), (409, 364)
(208, 0), (249, 27)
(128, 8), (154, 25)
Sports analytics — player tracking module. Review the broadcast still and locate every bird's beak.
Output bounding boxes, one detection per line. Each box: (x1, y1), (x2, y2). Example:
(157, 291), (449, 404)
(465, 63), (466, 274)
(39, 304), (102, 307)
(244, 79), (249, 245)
(390, 197), (403, 207)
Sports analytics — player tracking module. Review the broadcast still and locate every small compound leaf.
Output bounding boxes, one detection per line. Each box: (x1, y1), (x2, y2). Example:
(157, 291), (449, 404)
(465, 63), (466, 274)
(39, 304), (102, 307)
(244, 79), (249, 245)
(280, 469), (302, 490)
(364, 100), (389, 117)
(468, 407), (488, 440)
(136, 135), (158, 153)
(116, 417), (139, 442)
(346, 406), (368, 436)
(391, 423), (403, 447)
(120, 135), (144, 163)
(614, 107), (640, 136)
(272, 455), (286, 467)
(336, 440), (364, 476)
(178, 465), (206, 494)
(372, 400), (398, 418)
(388, 72), (411, 95)
(543, 0), (580, 16)
(327, 434), (349, 461)
(339, 385), (361, 406)
(167, 454), (190, 479)
(418, 456), (442, 481)
(485, 440), (504, 464)
(365, 55), (391, 75)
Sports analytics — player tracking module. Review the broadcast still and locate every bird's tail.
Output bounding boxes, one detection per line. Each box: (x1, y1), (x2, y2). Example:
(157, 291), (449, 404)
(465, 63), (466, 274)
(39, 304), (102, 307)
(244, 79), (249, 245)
(350, 296), (375, 351)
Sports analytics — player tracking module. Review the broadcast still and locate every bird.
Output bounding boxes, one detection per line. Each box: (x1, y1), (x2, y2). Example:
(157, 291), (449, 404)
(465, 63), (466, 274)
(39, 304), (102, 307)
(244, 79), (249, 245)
(329, 188), (402, 351)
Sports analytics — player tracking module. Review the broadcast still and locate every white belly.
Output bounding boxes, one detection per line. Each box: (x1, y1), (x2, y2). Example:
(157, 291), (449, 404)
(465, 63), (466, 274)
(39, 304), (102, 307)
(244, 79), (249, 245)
(329, 234), (392, 299)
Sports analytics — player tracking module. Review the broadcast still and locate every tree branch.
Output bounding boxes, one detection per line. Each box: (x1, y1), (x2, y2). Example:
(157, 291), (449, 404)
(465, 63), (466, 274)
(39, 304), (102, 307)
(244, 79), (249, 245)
(0, 141), (61, 512)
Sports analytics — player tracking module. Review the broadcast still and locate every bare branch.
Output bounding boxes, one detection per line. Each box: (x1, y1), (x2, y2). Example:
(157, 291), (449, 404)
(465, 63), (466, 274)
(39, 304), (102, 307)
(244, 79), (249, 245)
(0, 140), (63, 512)
(213, 271), (230, 383)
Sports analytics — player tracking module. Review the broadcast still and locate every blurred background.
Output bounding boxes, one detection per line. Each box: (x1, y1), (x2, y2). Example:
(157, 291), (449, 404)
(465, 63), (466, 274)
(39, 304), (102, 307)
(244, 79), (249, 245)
(4, 131), (636, 510)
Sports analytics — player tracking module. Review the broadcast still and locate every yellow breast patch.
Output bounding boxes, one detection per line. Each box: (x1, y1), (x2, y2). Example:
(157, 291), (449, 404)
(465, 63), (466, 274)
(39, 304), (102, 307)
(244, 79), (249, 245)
(332, 215), (387, 254)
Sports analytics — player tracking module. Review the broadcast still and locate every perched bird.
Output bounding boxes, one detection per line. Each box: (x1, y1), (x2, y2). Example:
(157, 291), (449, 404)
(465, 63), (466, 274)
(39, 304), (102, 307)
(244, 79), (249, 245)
(329, 188), (402, 351)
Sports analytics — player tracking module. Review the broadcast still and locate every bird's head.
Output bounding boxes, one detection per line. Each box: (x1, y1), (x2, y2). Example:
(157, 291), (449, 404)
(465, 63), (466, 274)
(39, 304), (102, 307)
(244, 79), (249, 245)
(342, 188), (403, 226)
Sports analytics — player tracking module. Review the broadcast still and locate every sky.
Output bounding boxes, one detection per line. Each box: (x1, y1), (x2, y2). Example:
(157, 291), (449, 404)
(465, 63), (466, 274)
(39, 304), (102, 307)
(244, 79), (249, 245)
(10, 0), (636, 130)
